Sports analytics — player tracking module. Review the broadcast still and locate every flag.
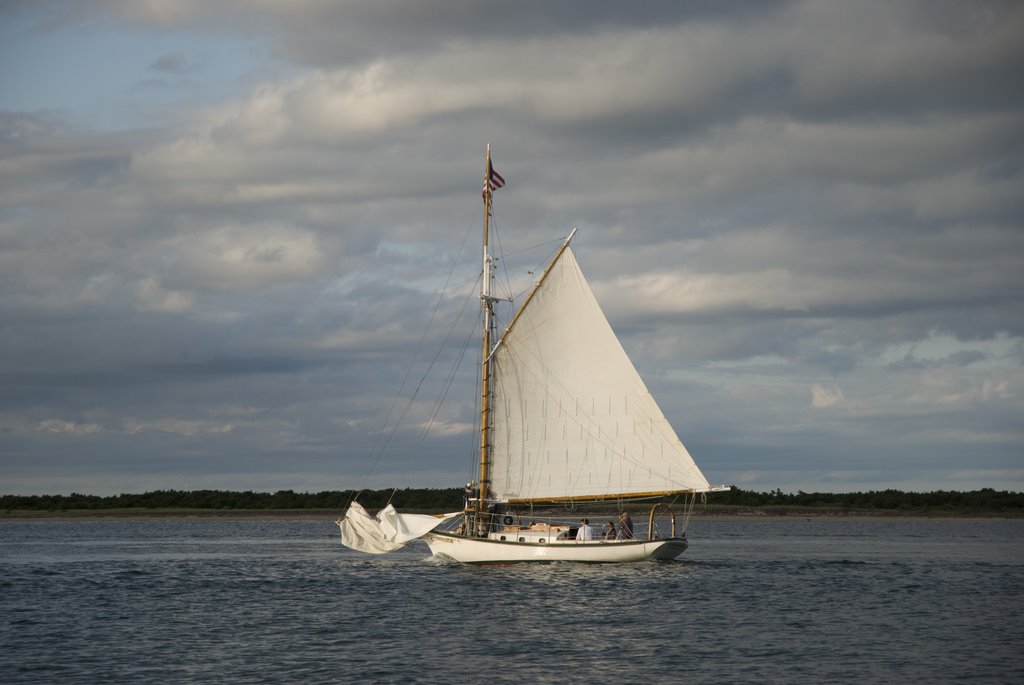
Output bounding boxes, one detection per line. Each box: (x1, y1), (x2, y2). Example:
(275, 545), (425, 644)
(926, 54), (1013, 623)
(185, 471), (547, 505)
(489, 163), (505, 190)
(482, 159), (505, 202)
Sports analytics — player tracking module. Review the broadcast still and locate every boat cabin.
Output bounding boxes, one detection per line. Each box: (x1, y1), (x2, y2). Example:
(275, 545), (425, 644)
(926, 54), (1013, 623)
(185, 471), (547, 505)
(488, 522), (573, 543)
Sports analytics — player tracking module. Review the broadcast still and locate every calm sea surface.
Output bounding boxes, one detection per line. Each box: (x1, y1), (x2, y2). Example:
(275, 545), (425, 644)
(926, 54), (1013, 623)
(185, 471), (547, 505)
(1, 516), (1022, 684)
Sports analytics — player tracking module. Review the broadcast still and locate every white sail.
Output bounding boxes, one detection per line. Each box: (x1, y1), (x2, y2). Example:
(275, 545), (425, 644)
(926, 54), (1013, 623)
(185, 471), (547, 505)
(338, 502), (461, 554)
(490, 246), (711, 502)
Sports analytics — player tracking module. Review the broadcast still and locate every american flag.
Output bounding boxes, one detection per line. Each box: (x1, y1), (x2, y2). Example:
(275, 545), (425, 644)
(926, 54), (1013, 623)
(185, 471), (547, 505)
(482, 160), (505, 201)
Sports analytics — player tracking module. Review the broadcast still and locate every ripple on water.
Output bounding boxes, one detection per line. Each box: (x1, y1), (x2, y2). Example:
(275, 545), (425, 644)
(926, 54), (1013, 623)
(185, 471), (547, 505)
(0, 518), (1022, 684)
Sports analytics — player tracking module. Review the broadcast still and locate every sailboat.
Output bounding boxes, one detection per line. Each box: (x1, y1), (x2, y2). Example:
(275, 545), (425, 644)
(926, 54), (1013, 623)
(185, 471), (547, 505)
(337, 145), (728, 563)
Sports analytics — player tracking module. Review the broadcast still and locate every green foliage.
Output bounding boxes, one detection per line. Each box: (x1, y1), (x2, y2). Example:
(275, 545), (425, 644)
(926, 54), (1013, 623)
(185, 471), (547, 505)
(0, 488), (463, 512)
(707, 487), (1023, 513)
(1, 487), (1021, 514)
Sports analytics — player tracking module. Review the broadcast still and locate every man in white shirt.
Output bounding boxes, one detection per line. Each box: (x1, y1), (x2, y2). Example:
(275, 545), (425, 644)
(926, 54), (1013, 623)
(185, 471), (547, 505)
(576, 518), (594, 541)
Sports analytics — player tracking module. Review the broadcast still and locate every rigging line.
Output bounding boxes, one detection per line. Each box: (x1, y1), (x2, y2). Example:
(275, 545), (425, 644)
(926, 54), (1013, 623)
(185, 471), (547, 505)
(387, 274), (482, 505)
(491, 224), (566, 307)
(509, 242), (564, 304)
(481, 239), (565, 368)
(349, 219), (477, 507)
(379, 271), (482, 506)
(500, 236), (567, 260)
(484, 240), (560, 355)
(406, 303), (478, 474)
(490, 213), (517, 306)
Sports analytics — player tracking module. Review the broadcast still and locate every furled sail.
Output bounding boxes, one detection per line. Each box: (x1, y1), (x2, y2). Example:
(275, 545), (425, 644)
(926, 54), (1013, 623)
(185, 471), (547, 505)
(490, 246), (711, 502)
(338, 502), (461, 554)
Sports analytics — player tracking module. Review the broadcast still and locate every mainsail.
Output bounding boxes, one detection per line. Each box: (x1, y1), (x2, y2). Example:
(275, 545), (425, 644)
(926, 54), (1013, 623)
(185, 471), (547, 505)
(489, 245), (711, 503)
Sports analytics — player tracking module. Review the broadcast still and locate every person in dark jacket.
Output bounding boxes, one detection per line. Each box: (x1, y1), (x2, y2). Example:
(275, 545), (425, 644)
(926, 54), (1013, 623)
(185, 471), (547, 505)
(617, 512), (634, 539)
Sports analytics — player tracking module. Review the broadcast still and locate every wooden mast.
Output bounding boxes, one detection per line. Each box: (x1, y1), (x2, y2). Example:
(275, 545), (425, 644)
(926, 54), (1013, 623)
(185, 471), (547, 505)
(478, 145), (494, 512)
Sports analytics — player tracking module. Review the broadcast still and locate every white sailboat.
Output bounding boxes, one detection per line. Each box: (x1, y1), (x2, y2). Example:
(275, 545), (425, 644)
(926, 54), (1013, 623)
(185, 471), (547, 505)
(338, 146), (728, 563)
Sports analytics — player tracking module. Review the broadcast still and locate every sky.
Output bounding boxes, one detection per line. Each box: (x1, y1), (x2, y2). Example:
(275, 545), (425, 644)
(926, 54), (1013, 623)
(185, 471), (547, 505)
(1, 0), (1022, 496)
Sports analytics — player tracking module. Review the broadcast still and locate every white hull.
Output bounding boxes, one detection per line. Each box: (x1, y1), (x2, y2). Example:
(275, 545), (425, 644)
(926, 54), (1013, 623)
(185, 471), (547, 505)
(422, 531), (687, 564)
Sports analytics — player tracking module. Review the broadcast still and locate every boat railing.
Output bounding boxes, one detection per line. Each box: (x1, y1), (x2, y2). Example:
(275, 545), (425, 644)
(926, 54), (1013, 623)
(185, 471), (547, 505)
(440, 509), (686, 541)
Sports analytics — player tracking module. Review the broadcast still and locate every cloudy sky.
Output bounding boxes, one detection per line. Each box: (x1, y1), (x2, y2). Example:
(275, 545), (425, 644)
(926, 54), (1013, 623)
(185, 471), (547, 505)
(2, 0), (1022, 496)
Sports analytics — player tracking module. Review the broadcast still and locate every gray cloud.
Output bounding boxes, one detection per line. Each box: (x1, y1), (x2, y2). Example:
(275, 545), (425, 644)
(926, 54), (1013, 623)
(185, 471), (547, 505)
(148, 53), (191, 75)
(1, 0), (1022, 495)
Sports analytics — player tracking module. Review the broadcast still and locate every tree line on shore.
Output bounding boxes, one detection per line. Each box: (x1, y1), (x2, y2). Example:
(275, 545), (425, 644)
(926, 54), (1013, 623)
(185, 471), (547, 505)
(1, 487), (1021, 514)
(0, 488), (450, 512)
(708, 487), (1022, 513)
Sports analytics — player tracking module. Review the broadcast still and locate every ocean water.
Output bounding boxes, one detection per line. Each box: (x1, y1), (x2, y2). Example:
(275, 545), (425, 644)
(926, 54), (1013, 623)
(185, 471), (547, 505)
(1, 516), (1022, 684)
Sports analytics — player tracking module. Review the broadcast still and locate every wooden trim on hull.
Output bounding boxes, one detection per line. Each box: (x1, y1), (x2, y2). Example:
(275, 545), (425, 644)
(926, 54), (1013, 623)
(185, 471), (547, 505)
(422, 531), (688, 564)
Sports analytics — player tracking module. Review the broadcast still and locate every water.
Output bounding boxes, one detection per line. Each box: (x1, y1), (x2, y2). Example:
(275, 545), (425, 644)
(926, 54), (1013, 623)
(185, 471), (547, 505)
(1, 517), (1022, 684)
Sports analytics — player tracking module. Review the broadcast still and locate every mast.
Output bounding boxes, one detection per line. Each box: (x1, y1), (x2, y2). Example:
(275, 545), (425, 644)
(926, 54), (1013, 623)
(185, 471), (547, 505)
(478, 145), (495, 511)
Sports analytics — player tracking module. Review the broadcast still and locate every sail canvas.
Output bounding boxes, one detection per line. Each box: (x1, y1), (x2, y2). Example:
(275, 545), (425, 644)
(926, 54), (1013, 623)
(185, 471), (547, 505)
(489, 247), (711, 503)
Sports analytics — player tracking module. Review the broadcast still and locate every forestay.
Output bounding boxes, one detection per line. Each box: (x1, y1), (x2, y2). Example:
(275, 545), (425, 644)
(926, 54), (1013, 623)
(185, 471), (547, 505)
(339, 502), (461, 554)
(490, 247), (711, 502)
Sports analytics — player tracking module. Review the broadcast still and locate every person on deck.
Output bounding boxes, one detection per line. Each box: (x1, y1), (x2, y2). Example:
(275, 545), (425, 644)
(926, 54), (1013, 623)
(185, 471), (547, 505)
(617, 512), (634, 539)
(576, 518), (594, 541)
(603, 521), (617, 540)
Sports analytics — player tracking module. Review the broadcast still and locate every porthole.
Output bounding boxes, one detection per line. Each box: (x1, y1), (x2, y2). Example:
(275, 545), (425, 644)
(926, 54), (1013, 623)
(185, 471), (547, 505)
(539, 538), (546, 544)
(499, 535), (506, 541)
(518, 537), (526, 542)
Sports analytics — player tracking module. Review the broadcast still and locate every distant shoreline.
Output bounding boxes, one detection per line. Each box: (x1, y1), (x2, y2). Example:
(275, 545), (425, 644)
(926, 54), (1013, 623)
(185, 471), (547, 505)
(695, 505), (1024, 519)
(5, 488), (1019, 520)
(2, 505), (1021, 521)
